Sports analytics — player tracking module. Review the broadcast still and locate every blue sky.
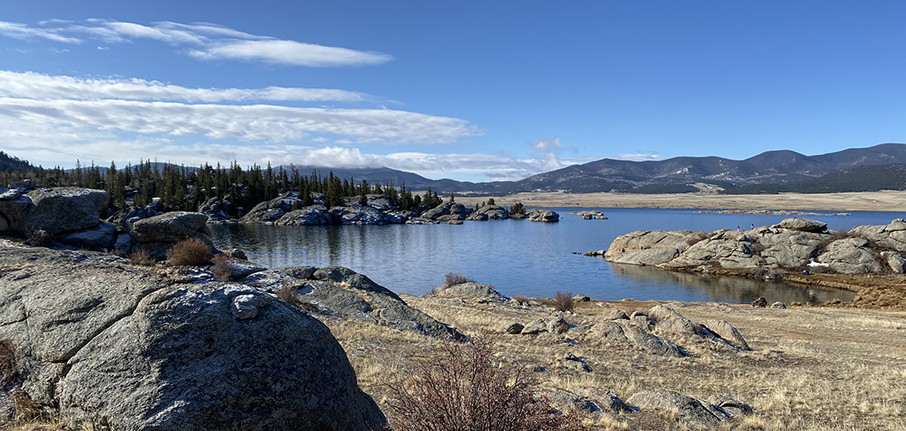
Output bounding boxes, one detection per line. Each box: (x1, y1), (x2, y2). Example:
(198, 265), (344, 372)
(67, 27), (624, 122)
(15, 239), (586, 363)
(1, 1), (905, 182)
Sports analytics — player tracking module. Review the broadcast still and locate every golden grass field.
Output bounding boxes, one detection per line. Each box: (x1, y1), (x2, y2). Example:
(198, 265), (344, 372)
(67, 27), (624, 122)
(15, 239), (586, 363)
(330, 293), (906, 431)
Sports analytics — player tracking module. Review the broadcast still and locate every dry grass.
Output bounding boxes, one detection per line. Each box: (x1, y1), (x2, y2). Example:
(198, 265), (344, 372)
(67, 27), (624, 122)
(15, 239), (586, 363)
(126, 249), (155, 266)
(443, 272), (472, 287)
(328, 294), (906, 431)
(0, 339), (16, 386)
(210, 254), (235, 282)
(554, 291), (575, 313)
(275, 280), (319, 312)
(165, 237), (212, 266)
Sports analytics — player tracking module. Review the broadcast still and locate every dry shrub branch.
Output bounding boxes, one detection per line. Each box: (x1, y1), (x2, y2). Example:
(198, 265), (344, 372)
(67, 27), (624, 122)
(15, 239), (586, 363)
(387, 338), (581, 431)
(554, 291), (575, 313)
(165, 237), (213, 266)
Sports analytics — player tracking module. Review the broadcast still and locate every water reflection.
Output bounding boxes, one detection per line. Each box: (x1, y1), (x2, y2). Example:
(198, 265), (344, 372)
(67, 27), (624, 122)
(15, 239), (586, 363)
(607, 262), (853, 304)
(208, 207), (885, 304)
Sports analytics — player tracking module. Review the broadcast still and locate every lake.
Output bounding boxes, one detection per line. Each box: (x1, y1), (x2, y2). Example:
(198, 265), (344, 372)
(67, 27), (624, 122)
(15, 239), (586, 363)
(208, 208), (903, 304)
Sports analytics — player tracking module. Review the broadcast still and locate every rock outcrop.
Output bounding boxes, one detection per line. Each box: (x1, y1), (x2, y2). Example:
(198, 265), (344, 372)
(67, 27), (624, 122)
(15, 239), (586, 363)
(0, 246), (386, 430)
(197, 196), (232, 222)
(240, 192), (304, 224)
(131, 211), (214, 260)
(432, 281), (509, 302)
(603, 217), (906, 275)
(594, 304), (749, 356)
(466, 205), (510, 221)
(526, 209), (560, 222)
(241, 266), (464, 340)
(418, 201), (470, 222)
(0, 187), (126, 252)
(0, 187), (106, 235)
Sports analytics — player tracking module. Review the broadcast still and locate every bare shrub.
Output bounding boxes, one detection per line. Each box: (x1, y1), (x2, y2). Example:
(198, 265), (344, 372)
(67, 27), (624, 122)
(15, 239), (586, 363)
(210, 254), (235, 282)
(554, 291), (574, 313)
(0, 341), (41, 422)
(25, 230), (50, 247)
(387, 338), (580, 431)
(276, 280), (320, 313)
(165, 237), (213, 266)
(11, 389), (38, 421)
(127, 249), (156, 266)
(0, 339), (17, 386)
(443, 272), (472, 287)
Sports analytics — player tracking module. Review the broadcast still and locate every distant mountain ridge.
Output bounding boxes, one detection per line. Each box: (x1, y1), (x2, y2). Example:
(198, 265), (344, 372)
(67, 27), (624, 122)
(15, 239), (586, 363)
(5, 143), (906, 194)
(495, 143), (906, 194)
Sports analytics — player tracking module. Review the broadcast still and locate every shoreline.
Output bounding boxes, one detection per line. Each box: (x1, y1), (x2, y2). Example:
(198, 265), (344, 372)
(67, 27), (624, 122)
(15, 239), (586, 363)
(457, 190), (906, 212)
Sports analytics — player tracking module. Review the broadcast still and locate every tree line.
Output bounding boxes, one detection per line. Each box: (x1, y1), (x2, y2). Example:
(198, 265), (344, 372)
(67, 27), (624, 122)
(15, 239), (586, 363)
(0, 159), (446, 217)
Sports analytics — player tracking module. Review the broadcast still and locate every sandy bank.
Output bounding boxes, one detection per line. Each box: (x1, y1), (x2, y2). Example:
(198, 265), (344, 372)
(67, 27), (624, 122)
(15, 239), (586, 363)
(458, 190), (906, 212)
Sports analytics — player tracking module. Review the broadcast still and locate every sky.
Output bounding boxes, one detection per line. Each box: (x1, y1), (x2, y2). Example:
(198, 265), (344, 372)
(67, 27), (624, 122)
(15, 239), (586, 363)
(1, 1), (905, 182)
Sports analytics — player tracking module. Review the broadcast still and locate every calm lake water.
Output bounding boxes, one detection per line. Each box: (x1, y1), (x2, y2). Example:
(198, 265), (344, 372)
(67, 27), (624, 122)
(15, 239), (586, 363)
(208, 208), (903, 304)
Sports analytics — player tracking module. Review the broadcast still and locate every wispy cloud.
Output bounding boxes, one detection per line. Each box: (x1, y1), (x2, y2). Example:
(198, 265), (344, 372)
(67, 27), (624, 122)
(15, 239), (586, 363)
(0, 71), (367, 103)
(0, 19), (393, 67)
(0, 20), (81, 43)
(614, 152), (664, 161)
(188, 39), (392, 67)
(0, 97), (477, 144)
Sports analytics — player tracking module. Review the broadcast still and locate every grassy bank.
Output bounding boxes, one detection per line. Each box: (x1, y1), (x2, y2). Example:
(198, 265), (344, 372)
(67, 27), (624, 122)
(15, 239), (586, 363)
(329, 293), (906, 430)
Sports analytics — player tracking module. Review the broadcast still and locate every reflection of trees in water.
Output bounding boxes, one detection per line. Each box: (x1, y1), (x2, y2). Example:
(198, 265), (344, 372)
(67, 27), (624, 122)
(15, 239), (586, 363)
(608, 262), (854, 305)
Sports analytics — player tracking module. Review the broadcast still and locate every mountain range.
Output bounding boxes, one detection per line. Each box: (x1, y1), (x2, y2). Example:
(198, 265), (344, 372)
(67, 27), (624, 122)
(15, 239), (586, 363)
(3, 143), (906, 194)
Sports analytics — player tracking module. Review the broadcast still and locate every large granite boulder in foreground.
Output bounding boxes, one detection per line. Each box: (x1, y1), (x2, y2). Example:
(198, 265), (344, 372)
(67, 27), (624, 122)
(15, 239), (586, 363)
(0, 246), (385, 431)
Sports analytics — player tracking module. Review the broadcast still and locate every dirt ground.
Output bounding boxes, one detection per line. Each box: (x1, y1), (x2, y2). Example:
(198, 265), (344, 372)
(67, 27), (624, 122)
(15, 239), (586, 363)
(330, 292), (906, 431)
(456, 190), (906, 212)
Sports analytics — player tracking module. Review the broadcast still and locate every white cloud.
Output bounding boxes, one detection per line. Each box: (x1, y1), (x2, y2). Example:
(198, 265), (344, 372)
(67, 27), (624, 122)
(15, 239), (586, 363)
(614, 152), (663, 161)
(0, 97), (478, 144)
(0, 19), (392, 68)
(527, 137), (564, 171)
(0, 20), (82, 43)
(0, 71), (367, 103)
(188, 39), (393, 67)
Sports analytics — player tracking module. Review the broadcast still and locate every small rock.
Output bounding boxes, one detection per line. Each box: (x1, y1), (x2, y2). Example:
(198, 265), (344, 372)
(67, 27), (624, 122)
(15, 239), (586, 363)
(522, 318), (548, 334)
(607, 309), (629, 320)
(231, 294), (270, 320)
(573, 293), (590, 302)
(751, 297), (767, 307)
(228, 248), (248, 260)
(594, 321), (627, 340)
(708, 395), (754, 417)
(770, 301), (787, 309)
(505, 322), (524, 334)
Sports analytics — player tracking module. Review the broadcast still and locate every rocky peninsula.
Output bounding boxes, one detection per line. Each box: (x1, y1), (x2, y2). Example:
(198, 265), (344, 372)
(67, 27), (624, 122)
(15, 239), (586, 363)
(0, 187), (904, 431)
(207, 191), (560, 225)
